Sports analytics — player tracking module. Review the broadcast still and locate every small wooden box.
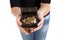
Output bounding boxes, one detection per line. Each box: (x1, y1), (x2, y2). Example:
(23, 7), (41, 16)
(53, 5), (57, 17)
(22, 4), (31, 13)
(21, 7), (39, 28)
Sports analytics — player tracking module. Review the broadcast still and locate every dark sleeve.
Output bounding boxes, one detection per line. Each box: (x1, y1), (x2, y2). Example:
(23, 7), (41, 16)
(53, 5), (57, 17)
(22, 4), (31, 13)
(10, 0), (20, 8)
(41, 0), (51, 3)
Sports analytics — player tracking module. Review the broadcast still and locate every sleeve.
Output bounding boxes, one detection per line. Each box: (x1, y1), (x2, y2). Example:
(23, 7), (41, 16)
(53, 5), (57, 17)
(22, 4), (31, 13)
(10, 0), (20, 8)
(41, 0), (51, 3)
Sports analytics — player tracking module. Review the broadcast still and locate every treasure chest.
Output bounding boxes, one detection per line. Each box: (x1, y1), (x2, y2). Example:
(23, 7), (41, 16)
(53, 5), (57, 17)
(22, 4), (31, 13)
(21, 7), (39, 28)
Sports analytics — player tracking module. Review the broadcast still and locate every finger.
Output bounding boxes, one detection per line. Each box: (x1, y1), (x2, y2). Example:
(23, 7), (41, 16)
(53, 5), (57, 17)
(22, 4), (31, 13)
(35, 18), (44, 32)
(25, 31), (30, 35)
(23, 29), (30, 35)
(24, 28), (32, 35)
(19, 26), (30, 35)
(34, 24), (43, 32)
(30, 28), (34, 33)
(38, 17), (44, 27)
(16, 17), (22, 26)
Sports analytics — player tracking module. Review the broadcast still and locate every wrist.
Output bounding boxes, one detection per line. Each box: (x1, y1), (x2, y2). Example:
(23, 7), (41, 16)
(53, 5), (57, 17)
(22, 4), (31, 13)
(37, 10), (44, 17)
(37, 9), (50, 17)
(11, 7), (21, 17)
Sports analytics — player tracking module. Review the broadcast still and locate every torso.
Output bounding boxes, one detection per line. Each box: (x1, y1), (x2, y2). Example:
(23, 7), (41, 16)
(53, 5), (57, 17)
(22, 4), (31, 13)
(19, 0), (41, 9)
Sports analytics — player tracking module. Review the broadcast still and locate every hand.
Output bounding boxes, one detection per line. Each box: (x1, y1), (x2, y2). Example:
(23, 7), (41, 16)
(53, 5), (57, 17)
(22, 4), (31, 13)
(31, 11), (44, 32)
(16, 15), (33, 35)
(34, 14), (44, 31)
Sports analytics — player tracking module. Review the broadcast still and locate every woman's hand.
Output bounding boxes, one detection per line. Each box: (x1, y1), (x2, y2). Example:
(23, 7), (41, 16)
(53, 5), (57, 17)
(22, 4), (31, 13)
(30, 11), (44, 33)
(16, 15), (33, 35)
(34, 11), (44, 32)
(30, 3), (50, 33)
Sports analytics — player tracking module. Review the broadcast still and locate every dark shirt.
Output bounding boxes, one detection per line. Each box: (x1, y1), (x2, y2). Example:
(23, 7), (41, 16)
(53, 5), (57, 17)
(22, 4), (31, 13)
(10, 0), (51, 17)
(10, 0), (51, 9)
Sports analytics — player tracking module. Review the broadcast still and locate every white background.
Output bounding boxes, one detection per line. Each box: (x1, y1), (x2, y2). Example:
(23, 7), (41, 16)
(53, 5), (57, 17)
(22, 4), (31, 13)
(0, 0), (60, 40)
